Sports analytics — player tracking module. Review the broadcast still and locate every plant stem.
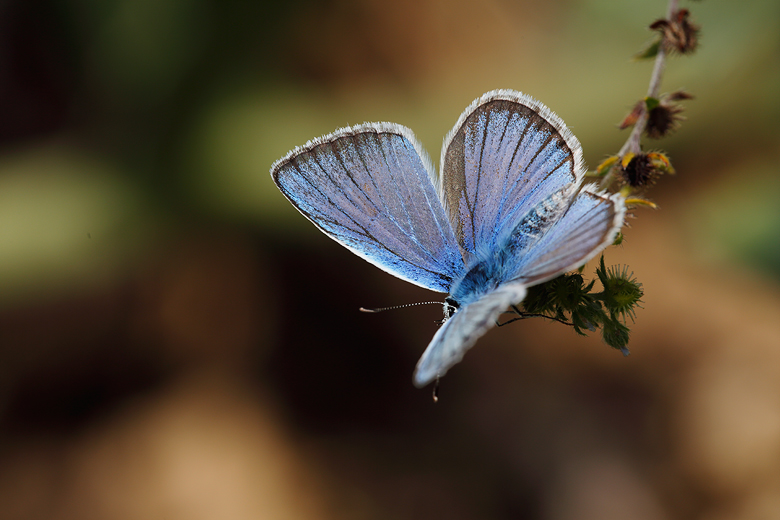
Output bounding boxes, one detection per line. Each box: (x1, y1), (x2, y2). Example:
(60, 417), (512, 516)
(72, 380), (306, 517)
(498, 312), (574, 328)
(600, 0), (679, 190)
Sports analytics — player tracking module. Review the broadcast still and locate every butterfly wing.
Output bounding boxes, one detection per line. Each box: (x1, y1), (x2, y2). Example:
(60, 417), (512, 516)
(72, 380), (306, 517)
(510, 185), (625, 285)
(440, 90), (586, 259)
(271, 123), (465, 292)
(413, 282), (527, 387)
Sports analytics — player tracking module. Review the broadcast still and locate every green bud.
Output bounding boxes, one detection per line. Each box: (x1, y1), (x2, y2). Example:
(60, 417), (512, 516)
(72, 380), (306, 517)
(596, 257), (644, 322)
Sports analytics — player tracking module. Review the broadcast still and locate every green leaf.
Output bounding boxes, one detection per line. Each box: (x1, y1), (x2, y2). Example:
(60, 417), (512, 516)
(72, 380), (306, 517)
(633, 38), (661, 60)
(644, 97), (661, 111)
(602, 317), (631, 350)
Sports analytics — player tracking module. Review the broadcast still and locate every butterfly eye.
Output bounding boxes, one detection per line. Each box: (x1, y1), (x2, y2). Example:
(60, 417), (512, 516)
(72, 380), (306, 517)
(444, 297), (459, 318)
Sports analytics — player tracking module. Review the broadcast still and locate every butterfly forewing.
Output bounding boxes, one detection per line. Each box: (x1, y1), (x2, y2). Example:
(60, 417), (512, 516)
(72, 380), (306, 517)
(413, 282), (527, 387)
(441, 90), (585, 258)
(272, 123), (464, 292)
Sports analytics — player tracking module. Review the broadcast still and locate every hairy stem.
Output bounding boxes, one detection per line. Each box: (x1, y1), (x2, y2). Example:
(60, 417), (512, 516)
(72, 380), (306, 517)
(600, 0), (679, 190)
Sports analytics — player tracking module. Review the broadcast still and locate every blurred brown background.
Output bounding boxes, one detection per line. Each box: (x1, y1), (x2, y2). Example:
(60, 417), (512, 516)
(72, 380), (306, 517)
(0, 0), (779, 519)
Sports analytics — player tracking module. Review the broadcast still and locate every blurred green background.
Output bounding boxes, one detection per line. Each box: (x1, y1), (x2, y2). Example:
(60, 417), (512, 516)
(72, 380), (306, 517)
(1, 1), (779, 519)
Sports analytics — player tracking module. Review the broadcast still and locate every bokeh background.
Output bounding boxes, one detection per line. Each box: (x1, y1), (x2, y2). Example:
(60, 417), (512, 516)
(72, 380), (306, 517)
(1, 0), (779, 519)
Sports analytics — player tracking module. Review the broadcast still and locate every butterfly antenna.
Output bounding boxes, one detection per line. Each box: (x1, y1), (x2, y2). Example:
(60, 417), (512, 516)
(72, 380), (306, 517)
(359, 301), (443, 313)
(432, 376), (441, 403)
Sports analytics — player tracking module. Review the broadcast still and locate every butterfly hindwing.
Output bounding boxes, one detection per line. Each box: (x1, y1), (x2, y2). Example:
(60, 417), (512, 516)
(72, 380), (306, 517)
(511, 185), (626, 285)
(272, 123), (465, 293)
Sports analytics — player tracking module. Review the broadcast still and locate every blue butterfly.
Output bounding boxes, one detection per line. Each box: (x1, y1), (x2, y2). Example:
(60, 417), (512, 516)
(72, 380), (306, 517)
(271, 90), (625, 387)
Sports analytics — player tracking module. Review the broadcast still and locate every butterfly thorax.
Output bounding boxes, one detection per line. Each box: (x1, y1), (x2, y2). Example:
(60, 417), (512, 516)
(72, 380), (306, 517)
(447, 185), (575, 311)
(447, 255), (506, 309)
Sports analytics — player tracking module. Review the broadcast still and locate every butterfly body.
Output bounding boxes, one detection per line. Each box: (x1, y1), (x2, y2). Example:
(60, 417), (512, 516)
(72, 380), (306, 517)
(271, 90), (625, 388)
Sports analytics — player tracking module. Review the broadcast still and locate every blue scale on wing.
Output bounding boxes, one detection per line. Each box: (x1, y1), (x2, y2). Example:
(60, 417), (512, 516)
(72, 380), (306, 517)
(334, 135), (449, 264)
(496, 125), (574, 242)
(442, 100), (579, 260)
(274, 128), (464, 292)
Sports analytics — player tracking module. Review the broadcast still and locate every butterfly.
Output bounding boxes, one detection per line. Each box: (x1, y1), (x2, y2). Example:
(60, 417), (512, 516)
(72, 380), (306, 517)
(270, 90), (625, 388)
